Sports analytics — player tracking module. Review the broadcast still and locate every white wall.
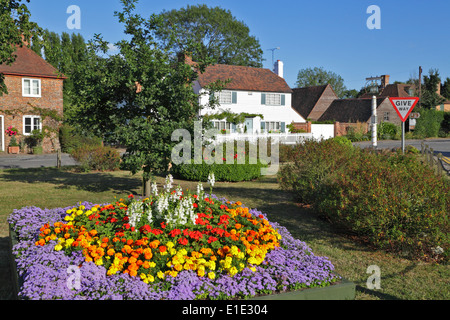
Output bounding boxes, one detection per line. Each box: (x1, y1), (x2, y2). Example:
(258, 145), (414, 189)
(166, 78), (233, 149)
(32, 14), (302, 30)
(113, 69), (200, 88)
(310, 124), (334, 140)
(196, 86), (306, 133)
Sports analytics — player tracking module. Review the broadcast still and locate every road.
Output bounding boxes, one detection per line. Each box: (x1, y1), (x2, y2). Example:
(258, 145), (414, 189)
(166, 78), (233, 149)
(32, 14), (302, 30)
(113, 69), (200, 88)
(0, 153), (78, 169)
(353, 138), (450, 158)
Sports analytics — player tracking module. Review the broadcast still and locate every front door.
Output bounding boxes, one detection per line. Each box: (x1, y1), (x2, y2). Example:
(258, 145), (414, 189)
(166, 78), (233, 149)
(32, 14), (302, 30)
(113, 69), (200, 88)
(244, 118), (253, 133)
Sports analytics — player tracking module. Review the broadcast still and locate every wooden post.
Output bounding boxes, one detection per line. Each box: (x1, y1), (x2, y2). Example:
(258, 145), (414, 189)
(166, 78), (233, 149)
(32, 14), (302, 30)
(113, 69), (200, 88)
(437, 153), (443, 175)
(57, 149), (61, 169)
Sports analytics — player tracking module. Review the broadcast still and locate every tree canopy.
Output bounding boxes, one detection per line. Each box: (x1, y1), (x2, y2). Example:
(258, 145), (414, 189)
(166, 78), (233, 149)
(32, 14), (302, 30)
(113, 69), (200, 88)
(421, 68), (445, 109)
(296, 67), (347, 98)
(71, 0), (221, 196)
(0, 0), (40, 95)
(154, 4), (264, 68)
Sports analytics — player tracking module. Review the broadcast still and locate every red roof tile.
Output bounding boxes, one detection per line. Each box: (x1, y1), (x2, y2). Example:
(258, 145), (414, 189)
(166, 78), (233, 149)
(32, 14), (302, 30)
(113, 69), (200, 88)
(0, 45), (65, 79)
(197, 63), (292, 93)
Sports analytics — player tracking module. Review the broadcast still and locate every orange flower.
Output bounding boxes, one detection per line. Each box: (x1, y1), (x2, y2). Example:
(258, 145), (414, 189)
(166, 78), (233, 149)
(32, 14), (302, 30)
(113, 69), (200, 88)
(127, 239), (134, 246)
(159, 246), (167, 253)
(235, 224), (242, 230)
(102, 237), (109, 243)
(149, 240), (160, 249)
(107, 249), (115, 256)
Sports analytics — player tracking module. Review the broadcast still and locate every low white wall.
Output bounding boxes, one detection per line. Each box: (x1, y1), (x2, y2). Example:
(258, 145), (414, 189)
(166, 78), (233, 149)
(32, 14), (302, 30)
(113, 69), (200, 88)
(311, 124), (334, 140)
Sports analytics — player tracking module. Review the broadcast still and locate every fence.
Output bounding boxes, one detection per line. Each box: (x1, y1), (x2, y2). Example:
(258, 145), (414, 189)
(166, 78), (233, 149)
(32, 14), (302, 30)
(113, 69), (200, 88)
(421, 142), (450, 176)
(213, 132), (314, 145)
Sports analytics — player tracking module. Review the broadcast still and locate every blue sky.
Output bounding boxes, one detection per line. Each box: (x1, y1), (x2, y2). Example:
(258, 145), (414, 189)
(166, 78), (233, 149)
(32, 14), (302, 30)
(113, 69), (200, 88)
(27, 0), (450, 91)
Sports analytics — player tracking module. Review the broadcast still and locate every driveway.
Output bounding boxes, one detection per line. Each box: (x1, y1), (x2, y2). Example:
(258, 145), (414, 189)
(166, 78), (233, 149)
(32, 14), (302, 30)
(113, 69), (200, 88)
(0, 153), (78, 169)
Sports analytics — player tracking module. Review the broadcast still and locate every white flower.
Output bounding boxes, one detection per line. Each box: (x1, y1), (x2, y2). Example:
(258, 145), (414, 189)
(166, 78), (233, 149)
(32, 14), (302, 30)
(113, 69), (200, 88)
(164, 174), (174, 193)
(128, 200), (143, 229)
(207, 172), (215, 187)
(197, 182), (204, 196)
(151, 182), (158, 196)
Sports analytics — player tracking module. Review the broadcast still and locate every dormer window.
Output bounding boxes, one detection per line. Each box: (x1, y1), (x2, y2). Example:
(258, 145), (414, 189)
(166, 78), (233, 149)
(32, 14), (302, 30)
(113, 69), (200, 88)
(22, 78), (41, 97)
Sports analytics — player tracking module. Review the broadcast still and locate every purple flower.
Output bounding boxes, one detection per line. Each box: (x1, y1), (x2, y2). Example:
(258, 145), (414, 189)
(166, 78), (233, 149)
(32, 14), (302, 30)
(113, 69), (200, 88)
(8, 198), (339, 300)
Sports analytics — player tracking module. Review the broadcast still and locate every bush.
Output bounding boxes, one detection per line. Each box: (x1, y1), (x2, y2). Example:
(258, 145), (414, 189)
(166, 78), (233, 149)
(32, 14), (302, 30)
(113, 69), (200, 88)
(59, 124), (103, 153)
(413, 109), (445, 138)
(277, 139), (355, 205)
(71, 145), (121, 172)
(330, 136), (353, 148)
(172, 160), (266, 182)
(378, 122), (400, 140)
(279, 139), (450, 261)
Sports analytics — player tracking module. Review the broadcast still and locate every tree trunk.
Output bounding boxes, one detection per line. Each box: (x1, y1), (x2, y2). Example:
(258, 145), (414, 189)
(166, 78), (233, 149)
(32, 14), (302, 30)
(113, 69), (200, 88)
(142, 166), (151, 197)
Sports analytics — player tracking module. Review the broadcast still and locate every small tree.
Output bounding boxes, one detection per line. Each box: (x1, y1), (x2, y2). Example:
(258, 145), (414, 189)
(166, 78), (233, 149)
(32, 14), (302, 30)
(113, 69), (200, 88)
(296, 67), (347, 98)
(72, 0), (219, 196)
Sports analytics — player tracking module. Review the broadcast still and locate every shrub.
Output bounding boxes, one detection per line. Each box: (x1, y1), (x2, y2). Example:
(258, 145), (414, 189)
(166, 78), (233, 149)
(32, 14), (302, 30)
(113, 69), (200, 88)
(279, 139), (449, 261)
(378, 122), (400, 140)
(71, 145), (121, 172)
(172, 160), (266, 182)
(277, 139), (355, 205)
(413, 109), (445, 138)
(59, 124), (102, 153)
(330, 136), (353, 148)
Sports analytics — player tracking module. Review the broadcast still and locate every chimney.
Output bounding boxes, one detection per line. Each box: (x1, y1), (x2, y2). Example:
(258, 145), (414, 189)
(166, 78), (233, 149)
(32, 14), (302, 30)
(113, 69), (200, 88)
(381, 75), (390, 89)
(437, 83), (441, 96)
(274, 60), (284, 78)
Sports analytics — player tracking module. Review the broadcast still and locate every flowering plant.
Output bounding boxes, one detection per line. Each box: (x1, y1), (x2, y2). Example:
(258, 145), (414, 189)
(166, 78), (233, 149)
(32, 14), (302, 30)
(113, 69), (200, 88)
(5, 126), (18, 137)
(9, 177), (339, 300)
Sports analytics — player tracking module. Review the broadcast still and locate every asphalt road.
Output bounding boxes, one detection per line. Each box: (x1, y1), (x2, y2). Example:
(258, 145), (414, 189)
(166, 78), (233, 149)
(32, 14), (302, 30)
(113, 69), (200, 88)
(0, 153), (78, 169)
(354, 138), (450, 158)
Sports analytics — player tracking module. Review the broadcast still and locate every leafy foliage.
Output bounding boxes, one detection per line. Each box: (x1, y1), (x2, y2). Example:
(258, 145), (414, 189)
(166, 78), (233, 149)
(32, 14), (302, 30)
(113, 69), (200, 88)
(0, 0), (40, 95)
(279, 139), (450, 261)
(154, 4), (264, 68)
(296, 67), (347, 98)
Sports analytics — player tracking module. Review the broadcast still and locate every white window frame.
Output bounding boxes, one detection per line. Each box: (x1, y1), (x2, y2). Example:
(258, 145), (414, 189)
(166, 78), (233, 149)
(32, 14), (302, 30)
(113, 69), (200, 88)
(22, 78), (41, 97)
(265, 93), (281, 106)
(23, 115), (42, 136)
(262, 121), (281, 132)
(218, 91), (232, 105)
(213, 120), (232, 132)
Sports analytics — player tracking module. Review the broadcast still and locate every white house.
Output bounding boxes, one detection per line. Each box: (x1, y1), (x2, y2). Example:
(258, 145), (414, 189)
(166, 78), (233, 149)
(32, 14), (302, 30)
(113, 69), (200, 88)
(187, 57), (306, 134)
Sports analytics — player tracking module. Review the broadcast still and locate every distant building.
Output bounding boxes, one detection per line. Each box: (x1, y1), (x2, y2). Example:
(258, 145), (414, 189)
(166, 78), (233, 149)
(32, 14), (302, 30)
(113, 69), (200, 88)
(0, 44), (65, 153)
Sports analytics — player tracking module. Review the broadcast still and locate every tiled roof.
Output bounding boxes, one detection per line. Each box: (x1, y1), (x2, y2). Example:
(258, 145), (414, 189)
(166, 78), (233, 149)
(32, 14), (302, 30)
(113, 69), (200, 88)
(360, 84), (415, 99)
(291, 85), (330, 119)
(318, 97), (388, 123)
(0, 45), (65, 79)
(196, 63), (292, 93)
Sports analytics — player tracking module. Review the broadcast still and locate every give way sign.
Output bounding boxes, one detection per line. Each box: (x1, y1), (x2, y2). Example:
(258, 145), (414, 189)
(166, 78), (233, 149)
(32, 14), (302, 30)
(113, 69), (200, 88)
(389, 97), (419, 122)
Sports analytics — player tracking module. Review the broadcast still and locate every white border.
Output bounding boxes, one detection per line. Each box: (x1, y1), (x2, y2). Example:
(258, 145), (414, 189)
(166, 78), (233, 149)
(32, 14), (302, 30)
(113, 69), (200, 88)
(22, 78), (42, 98)
(22, 115), (42, 136)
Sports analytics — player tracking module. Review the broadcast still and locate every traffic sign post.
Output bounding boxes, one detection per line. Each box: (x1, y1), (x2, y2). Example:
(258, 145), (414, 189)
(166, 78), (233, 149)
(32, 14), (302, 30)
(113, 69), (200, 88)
(388, 97), (419, 154)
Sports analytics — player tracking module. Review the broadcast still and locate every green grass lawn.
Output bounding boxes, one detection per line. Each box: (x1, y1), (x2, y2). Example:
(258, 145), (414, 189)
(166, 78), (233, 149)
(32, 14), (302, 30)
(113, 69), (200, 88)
(1, 167), (448, 300)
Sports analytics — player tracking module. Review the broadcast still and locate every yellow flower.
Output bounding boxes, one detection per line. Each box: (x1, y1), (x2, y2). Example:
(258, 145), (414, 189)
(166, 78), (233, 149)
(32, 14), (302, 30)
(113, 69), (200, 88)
(65, 238), (74, 248)
(157, 271), (164, 279)
(54, 244), (63, 251)
(166, 241), (175, 249)
(208, 272), (215, 280)
(95, 258), (103, 266)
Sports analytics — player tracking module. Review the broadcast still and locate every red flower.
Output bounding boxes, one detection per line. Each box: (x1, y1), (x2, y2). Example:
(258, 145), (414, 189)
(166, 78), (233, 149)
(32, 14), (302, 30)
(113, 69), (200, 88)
(160, 221), (166, 229)
(139, 225), (152, 234)
(124, 223), (131, 230)
(169, 229), (181, 237)
(178, 237), (188, 245)
(207, 236), (218, 244)
(128, 194), (134, 199)
(193, 203), (198, 208)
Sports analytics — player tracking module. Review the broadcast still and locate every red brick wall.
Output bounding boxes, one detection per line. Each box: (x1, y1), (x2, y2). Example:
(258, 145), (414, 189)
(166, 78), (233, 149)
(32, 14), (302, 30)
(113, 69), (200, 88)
(0, 75), (64, 153)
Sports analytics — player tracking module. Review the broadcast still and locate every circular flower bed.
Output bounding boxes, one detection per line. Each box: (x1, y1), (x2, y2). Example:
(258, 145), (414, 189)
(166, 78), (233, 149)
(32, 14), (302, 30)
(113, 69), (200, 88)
(8, 177), (340, 300)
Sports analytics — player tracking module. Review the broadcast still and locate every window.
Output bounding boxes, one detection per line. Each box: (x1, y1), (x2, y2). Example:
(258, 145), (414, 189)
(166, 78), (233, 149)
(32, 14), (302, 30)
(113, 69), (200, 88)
(23, 116), (42, 135)
(261, 121), (285, 133)
(213, 121), (232, 132)
(383, 112), (390, 121)
(213, 91), (237, 105)
(261, 93), (285, 106)
(22, 78), (41, 97)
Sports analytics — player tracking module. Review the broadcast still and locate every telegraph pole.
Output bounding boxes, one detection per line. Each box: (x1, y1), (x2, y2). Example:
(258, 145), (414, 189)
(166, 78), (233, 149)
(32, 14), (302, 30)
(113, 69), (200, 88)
(418, 66), (422, 108)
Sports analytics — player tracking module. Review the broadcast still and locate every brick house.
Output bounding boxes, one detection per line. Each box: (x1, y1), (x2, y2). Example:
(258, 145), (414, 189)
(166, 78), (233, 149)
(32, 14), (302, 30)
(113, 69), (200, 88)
(291, 84), (338, 121)
(0, 44), (65, 153)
